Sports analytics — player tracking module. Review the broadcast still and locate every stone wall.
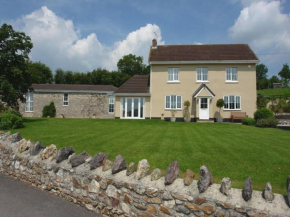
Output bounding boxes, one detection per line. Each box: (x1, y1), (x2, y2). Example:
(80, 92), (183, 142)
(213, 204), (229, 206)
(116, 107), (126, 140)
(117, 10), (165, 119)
(0, 131), (289, 217)
(19, 92), (114, 118)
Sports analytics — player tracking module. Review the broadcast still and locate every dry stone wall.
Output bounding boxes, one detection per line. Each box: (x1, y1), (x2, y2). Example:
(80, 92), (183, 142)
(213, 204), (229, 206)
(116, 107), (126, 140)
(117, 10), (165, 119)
(0, 131), (290, 217)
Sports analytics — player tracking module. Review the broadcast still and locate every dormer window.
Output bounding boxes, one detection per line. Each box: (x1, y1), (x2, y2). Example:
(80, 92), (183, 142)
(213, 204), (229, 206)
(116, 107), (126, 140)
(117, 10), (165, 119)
(168, 68), (179, 82)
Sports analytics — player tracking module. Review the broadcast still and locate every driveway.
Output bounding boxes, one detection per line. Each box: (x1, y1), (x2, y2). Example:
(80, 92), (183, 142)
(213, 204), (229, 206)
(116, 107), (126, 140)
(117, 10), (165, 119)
(0, 173), (101, 217)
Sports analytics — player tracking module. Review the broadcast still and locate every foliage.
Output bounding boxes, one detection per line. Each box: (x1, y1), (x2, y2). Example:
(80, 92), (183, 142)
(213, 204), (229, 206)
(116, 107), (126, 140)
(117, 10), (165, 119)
(171, 110), (177, 117)
(183, 100), (190, 107)
(0, 24), (33, 107)
(42, 102), (56, 118)
(254, 108), (274, 121)
(5, 109), (22, 118)
(242, 117), (256, 126)
(256, 63), (268, 79)
(117, 54), (150, 76)
(0, 110), (24, 130)
(216, 99), (225, 109)
(256, 118), (279, 128)
(257, 87), (290, 98)
(183, 101), (190, 119)
(256, 94), (268, 109)
(278, 63), (290, 87)
(269, 75), (281, 88)
(0, 101), (8, 113)
(269, 99), (290, 113)
(256, 77), (269, 90)
(27, 61), (53, 84)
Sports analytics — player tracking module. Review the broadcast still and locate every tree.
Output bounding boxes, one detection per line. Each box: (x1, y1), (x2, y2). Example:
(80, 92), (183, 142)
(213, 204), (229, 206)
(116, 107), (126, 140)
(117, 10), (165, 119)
(256, 64), (268, 79)
(0, 24), (33, 107)
(278, 63), (290, 87)
(54, 68), (65, 84)
(269, 75), (280, 88)
(117, 54), (150, 76)
(256, 77), (269, 90)
(27, 61), (53, 84)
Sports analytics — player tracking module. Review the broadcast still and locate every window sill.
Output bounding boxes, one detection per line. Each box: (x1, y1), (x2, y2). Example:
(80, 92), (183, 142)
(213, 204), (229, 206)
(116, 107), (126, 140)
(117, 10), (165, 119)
(223, 109), (241, 111)
(165, 109), (182, 111)
(25, 111), (34, 113)
(63, 105), (69, 107)
(167, 81), (180, 84)
(196, 81), (209, 83)
(225, 81), (239, 83)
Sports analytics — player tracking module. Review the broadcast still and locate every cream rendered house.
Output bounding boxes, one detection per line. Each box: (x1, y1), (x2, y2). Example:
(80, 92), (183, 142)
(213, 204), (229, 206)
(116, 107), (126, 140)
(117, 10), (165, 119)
(115, 39), (259, 121)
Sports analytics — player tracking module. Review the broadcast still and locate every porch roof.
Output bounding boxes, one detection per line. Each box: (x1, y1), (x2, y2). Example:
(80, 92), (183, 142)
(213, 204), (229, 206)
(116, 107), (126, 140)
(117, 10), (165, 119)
(192, 83), (215, 98)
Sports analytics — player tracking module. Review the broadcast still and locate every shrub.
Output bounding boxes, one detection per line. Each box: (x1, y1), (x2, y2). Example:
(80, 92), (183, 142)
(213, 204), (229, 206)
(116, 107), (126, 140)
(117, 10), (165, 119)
(242, 117), (256, 126)
(42, 102), (56, 118)
(0, 112), (24, 130)
(216, 99), (225, 109)
(256, 94), (268, 109)
(5, 109), (23, 118)
(254, 108), (274, 121)
(256, 118), (279, 128)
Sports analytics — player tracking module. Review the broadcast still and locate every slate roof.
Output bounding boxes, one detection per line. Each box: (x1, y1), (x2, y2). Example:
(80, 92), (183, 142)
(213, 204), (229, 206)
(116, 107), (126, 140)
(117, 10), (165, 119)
(149, 44), (259, 62)
(192, 83), (215, 97)
(32, 84), (118, 92)
(114, 75), (150, 94)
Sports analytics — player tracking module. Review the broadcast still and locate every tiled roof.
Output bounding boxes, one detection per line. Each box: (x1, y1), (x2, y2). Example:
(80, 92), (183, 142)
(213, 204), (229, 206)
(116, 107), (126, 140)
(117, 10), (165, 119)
(149, 44), (259, 62)
(114, 75), (150, 94)
(32, 84), (118, 92)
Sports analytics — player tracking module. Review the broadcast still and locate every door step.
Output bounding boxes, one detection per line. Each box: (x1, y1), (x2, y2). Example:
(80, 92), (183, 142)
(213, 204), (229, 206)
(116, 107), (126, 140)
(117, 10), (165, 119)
(197, 119), (214, 123)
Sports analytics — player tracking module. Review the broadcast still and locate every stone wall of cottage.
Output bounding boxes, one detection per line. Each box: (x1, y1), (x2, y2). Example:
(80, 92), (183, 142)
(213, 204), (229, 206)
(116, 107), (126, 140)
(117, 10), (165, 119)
(0, 132), (289, 217)
(19, 92), (114, 118)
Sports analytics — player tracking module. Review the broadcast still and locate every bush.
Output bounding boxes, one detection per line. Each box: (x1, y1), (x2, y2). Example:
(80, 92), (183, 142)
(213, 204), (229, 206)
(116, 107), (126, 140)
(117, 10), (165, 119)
(256, 94), (268, 109)
(216, 99), (225, 109)
(42, 102), (56, 118)
(5, 109), (23, 118)
(242, 117), (256, 126)
(256, 118), (279, 128)
(254, 108), (274, 121)
(0, 112), (24, 130)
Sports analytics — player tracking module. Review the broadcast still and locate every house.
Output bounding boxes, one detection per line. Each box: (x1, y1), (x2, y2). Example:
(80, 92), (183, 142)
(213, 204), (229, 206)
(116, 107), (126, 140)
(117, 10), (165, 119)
(19, 84), (118, 118)
(114, 39), (259, 121)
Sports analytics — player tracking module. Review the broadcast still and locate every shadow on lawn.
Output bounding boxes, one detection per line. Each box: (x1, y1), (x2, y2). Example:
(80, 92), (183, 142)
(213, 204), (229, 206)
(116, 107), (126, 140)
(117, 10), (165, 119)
(23, 118), (48, 123)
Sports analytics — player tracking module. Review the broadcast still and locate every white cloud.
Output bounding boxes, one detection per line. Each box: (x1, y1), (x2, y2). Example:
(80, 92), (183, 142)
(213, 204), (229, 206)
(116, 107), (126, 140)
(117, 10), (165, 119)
(11, 6), (164, 72)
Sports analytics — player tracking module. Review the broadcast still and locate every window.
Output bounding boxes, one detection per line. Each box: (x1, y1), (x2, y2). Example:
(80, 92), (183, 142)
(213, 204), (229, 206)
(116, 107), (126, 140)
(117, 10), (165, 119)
(226, 68), (238, 81)
(120, 98), (145, 119)
(168, 68), (179, 82)
(109, 96), (115, 113)
(165, 95), (182, 109)
(63, 93), (69, 106)
(224, 95), (241, 110)
(197, 68), (208, 81)
(25, 92), (33, 112)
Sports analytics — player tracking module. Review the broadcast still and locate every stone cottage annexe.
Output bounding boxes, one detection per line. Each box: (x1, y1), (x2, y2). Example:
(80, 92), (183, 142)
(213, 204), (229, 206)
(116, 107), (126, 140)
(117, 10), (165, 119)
(115, 40), (259, 121)
(20, 84), (118, 118)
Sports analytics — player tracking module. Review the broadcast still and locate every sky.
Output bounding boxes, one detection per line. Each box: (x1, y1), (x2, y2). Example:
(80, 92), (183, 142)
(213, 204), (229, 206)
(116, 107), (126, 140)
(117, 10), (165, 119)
(0, 0), (290, 76)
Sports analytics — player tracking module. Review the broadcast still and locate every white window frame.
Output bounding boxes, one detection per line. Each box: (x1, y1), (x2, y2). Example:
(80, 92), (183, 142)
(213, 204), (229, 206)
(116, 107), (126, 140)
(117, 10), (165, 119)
(168, 68), (179, 82)
(120, 97), (145, 119)
(196, 68), (208, 82)
(63, 93), (69, 106)
(226, 67), (238, 82)
(165, 95), (182, 110)
(25, 91), (33, 112)
(223, 95), (241, 110)
(108, 95), (115, 114)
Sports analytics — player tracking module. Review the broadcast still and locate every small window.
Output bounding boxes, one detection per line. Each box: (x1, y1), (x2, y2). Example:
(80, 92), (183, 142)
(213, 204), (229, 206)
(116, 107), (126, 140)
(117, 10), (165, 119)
(63, 93), (69, 106)
(25, 91), (33, 112)
(224, 95), (241, 110)
(168, 68), (179, 82)
(197, 68), (208, 81)
(109, 95), (115, 113)
(226, 68), (238, 81)
(165, 95), (182, 109)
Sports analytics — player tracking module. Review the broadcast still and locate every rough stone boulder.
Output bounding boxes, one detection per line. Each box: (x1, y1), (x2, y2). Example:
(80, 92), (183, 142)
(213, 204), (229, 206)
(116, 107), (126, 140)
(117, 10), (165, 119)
(262, 182), (274, 202)
(56, 147), (75, 163)
(126, 162), (136, 176)
(165, 161), (179, 185)
(1, 131), (11, 141)
(220, 177), (231, 196)
(112, 154), (126, 174)
(184, 169), (195, 186)
(287, 176), (290, 207)
(102, 159), (113, 171)
(242, 177), (252, 201)
(30, 141), (45, 156)
(70, 151), (90, 167)
(90, 152), (108, 170)
(197, 165), (213, 193)
(41, 144), (57, 160)
(18, 139), (33, 153)
(9, 133), (22, 143)
(136, 159), (150, 180)
(151, 168), (162, 181)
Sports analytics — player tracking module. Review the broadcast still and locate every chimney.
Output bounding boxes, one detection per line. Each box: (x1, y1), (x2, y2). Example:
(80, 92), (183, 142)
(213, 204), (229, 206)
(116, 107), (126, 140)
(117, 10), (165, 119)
(152, 39), (157, 48)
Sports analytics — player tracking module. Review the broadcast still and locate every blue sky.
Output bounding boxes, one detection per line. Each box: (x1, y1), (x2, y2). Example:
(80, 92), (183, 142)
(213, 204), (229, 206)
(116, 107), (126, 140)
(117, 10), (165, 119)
(1, 0), (290, 76)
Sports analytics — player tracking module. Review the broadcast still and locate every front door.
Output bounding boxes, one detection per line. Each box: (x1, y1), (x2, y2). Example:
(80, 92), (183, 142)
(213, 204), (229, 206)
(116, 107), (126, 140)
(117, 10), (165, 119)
(199, 97), (209, 119)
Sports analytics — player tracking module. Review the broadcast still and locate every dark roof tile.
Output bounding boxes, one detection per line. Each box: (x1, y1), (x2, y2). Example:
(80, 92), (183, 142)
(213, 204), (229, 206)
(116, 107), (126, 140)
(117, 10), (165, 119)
(32, 84), (118, 92)
(115, 75), (150, 94)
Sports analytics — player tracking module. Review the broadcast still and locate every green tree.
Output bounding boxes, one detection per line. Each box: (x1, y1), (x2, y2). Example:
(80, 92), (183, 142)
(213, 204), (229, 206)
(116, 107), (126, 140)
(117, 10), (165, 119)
(0, 24), (33, 107)
(269, 75), (280, 88)
(27, 61), (53, 84)
(117, 54), (149, 76)
(256, 64), (268, 79)
(278, 63), (290, 87)
(54, 68), (65, 84)
(257, 77), (269, 90)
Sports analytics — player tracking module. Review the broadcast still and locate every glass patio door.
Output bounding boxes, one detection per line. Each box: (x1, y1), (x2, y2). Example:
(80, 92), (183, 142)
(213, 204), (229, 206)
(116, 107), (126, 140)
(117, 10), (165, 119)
(121, 98), (145, 119)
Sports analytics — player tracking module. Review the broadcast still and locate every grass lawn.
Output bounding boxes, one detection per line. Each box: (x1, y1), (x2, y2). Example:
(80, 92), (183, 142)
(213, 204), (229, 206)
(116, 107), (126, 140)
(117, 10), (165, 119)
(258, 87), (290, 97)
(10, 118), (290, 194)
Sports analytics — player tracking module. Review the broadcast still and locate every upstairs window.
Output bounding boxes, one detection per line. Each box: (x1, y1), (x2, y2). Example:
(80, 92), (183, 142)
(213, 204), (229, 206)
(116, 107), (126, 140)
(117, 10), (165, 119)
(25, 92), (33, 112)
(109, 96), (115, 113)
(168, 68), (179, 82)
(197, 68), (208, 81)
(63, 93), (69, 106)
(165, 95), (182, 109)
(224, 95), (241, 110)
(226, 68), (238, 81)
